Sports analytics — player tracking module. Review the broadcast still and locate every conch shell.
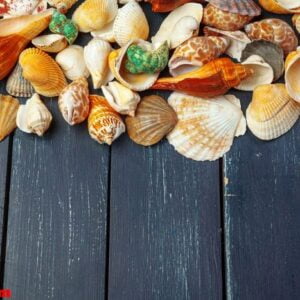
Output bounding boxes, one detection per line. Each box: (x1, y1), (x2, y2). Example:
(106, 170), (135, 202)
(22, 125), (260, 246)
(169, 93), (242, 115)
(47, 0), (78, 13)
(88, 95), (125, 145)
(285, 48), (300, 103)
(19, 48), (68, 97)
(32, 34), (68, 53)
(247, 84), (300, 140)
(167, 92), (246, 161)
(145, 0), (203, 12)
(258, 0), (300, 14)
(0, 95), (19, 142)
(152, 58), (253, 98)
(58, 77), (90, 125)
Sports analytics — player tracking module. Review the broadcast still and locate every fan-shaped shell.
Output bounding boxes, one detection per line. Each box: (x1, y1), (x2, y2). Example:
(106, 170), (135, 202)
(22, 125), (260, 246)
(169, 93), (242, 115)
(167, 92), (246, 161)
(48, 0), (78, 13)
(247, 84), (300, 140)
(19, 48), (68, 97)
(285, 48), (300, 103)
(91, 21), (115, 43)
(32, 34), (68, 53)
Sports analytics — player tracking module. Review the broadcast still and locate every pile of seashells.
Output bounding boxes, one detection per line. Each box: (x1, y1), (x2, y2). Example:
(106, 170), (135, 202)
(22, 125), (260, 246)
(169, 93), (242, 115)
(0, 0), (300, 161)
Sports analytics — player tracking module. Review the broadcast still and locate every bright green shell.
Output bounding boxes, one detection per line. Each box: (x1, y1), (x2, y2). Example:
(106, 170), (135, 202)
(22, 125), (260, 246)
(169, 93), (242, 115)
(49, 10), (78, 45)
(125, 41), (169, 74)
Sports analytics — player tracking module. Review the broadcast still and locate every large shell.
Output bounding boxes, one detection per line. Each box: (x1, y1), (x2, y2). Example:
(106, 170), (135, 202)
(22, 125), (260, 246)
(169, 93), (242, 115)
(0, 95), (19, 142)
(258, 0), (300, 14)
(244, 19), (298, 56)
(167, 92), (246, 161)
(152, 57), (253, 98)
(152, 3), (203, 49)
(88, 95), (125, 145)
(58, 77), (90, 125)
(56, 45), (90, 81)
(1, 0), (47, 17)
(47, 0), (78, 13)
(101, 81), (140, 116)
(19, 48), (68, 97)
(72, 0), (118, 33)
(113, 2), (149, 47)
(126, 95), (177, 146)
(109, 39), (160, 92)
(32, 34), (68, 53)
(91, 21), (115, 43)
(145, 0), (203, 12)
(6, 63), (34, 98)
(169, 36), (230, 77)
(247, 84), (300, 140)
(285, 48), (300, 103)
(83, 38), (113, 89)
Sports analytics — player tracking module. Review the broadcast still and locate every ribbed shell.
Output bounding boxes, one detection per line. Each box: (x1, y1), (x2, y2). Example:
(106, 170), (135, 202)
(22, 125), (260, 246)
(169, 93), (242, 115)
(126, 95), (177, 146)
(47, 0), (78, 13)
(285, 49), (300, 103)
(32, 34), (68, 53)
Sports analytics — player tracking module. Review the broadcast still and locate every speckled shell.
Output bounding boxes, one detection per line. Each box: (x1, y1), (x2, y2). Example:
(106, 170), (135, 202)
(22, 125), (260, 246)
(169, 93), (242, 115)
(126, 95), (178, 146)
(32, 34), (68, 53)
(58, 77), (90, 125)
(285, 48), (300, 103)
(244, 19), (298, 56)
(88, 95), (125, 145)
(48, 0), (78, 13)
(0, 0), (47, 17)
(19, 48), (68, 97)
(247, 84), (300, 140)
(167, 92), (246, 161)
(258, 0), (300, 14)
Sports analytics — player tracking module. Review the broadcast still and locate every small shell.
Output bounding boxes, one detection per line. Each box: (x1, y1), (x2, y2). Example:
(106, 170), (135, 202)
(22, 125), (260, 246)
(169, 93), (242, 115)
(56, 45), (90, 81)
(47, 0), (78, 13)
(32, 34), (68, 53)
(58, 77), (90, 125)
(113, 1), (149, 47)
(0, 95), (19, 142)
(285, 48), (300, 103)
(83, 38), (113, 89)
(88, 95), (125, 145)
(259, 0), (300, 14)
(16, 93), (52, 136)
(247, 84), (300, 140)
(1, 0), (47, 17)
(91, 21), (115, 43)
(146, 0), (203, 12)
(101, 81), (140, 116)
(126, 95), (178, 146)
(6, 63), (34, 98)
(167, 92), (246, 161)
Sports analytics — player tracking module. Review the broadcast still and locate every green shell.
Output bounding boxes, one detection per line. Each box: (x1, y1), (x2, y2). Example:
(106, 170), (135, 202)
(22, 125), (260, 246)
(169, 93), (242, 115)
(49, 10), (78, 45)
(125, 41), (169, 74)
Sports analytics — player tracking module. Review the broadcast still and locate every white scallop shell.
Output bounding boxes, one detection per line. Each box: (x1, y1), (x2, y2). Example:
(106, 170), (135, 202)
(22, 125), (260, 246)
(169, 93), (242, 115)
(32, 34), (68, 53)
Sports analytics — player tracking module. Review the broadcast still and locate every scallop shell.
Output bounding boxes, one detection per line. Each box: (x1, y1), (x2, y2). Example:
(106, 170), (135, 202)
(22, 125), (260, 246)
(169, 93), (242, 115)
(259, 0), (300, 14)
(6, 63), (34, 98)
(32, 34), (68, 53)
(244, 19), (298, 56)
(1, 0), (48, 17)
(72, 0), (118, 33)
(0, 94), (19, 142)
(47, 0), (78, 13)
(83, 38), (113, 89)
(91, 21), (115, 43)
(285, 48), (300, 103)
(167, 92), (246, 161)
(101, 81), (140, 116)
(169, 36), (230, 77)
(56, 45), (90, 81)
(247, 84), (300, 140)
(152, 3), (203, 49)
(88, 95), (125, 145)
(58, 77), (90, 125)
(113, 1), (149, 47)
(19, 48), (68, 97)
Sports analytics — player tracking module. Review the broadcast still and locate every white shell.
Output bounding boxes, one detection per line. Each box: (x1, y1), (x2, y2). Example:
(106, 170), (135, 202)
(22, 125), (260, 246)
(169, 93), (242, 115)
(91, 21), (115, 43)
(2, 0), (48, 18)
(277, 0), (300, 9)
(32, 34), (68, 53)
(285, 48), (300, 103)
(55, 45), (90, 81)
(84, 38), (113, 89)
(101, 81), (140, 116)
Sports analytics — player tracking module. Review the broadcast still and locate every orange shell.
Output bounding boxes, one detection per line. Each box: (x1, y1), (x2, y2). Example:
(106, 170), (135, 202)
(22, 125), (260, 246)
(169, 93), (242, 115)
(258, 0), (300, 14)
(146, 0), (204, 12)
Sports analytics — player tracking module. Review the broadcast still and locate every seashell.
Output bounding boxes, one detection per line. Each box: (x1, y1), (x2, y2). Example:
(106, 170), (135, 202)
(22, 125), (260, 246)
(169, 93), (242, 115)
(241, 40), (284, 82)
(101, 81), (140, 116)
(83, 38), (113, 89)
(32, 34), (68, 53)
(244, 19), (298, 56)
(126, 95), (177, 146)
(47, 0), (78, 13)
(0, 9), (54, 80)
(203, 26), (251, 61)
(258, 0), (300, 14)
(0, 95), (19, 142)
(6, 63), (34, 98)
(109, 39), (160, 92)
(292, 14), (300, 34)
(145, 0), (204, 12)
(203, 4), (253, 31)
(167, 92), (246, 161)
(1, 0), (48, 17)
(91, 21), (115, 43)
(152, 3), (203, 49)
(113, 2), (149, 47)
(72, 0), (118, 33)
(58, 77), (90, 125)
(56, 45), (90, 81)
(151, 58), (253, 98)
(235, 55), (274, 91)
(246, 84), (300, 140)
(169, 36), (230, 77)
(16, 93), (52, 136)
(88, 95), (125, 145)
(19, 48), (68, 97)
(285, 48), (300, 103)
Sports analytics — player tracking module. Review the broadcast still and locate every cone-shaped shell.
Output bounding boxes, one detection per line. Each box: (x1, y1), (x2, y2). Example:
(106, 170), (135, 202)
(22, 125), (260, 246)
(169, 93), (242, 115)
(19, 48), (68, 97)
(247, 84), (300, 140)
(146, 0), (204, 12)
(0, 95), (19, 141)
(167, 92), (246, 161)
(285, 48), (300, 103)
(258, 0), (300, 14)
(32, 34), (68, 53)
(48, 0), (78, 13)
